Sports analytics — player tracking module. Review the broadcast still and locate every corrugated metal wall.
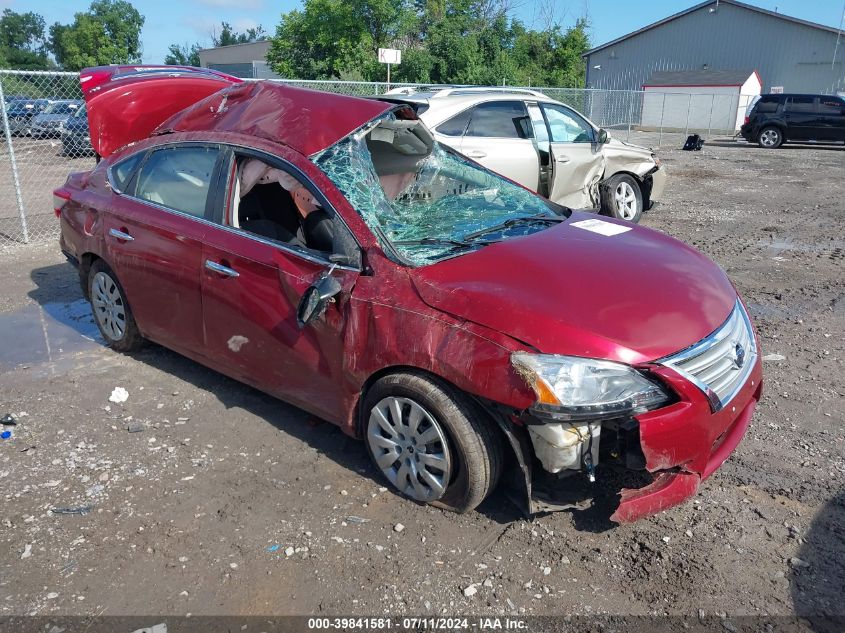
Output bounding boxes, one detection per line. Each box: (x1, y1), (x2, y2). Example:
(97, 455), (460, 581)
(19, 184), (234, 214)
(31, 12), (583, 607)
(585, 2), (845, 94)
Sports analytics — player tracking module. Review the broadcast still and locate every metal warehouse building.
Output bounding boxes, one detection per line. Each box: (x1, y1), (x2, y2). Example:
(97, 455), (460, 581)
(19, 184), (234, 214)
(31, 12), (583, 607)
(197, 41), (280, 79)
(583, 0), (845, 95)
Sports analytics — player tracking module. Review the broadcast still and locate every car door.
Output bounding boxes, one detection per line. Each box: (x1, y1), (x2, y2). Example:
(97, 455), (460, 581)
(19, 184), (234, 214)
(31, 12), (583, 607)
(783, 96), (816, 140)
(816, 96), (845, 142)
(103, 143), (222, 354)
(458, 101), (540, 191)
(200, 147), (361, 422)
(541, 103), (605, 208)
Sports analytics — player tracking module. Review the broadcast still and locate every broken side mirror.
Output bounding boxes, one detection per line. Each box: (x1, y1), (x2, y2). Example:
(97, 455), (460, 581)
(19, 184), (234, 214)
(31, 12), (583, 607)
(296, 267), (342, 328)
(597, 128), (609, 144)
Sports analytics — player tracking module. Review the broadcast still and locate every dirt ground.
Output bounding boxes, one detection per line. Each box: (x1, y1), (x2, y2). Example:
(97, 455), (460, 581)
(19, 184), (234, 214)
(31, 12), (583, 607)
(0, 138), (843, 623)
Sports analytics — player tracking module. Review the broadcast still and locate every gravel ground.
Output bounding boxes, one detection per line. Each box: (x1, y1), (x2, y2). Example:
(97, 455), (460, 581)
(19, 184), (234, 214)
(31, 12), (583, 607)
(0, 138), (843, 620)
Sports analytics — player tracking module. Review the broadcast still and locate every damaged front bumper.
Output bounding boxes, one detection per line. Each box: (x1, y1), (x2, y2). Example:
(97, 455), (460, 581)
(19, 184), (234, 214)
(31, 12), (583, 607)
(489, 355), (763, 523)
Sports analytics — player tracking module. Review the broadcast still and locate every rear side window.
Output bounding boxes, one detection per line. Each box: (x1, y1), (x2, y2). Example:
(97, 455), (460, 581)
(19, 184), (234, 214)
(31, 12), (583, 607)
(110, 152), (145, 193)
(466, 101), (531, 138)
(818, 98), (844, 114)
(436, 108), (472, 136)
(134, 146), (219, 218)
(755, 97), (779, 113)
(785, 96), (815, 113)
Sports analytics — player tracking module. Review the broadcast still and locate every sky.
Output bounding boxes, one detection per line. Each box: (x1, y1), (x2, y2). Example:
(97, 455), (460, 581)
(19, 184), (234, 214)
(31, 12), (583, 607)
(9, 0), (845, 66)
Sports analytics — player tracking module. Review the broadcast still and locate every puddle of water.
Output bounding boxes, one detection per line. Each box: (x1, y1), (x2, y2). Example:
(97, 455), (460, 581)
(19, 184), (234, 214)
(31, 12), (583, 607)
(759, 237), (845, 256)
(0, 299), (104, 375)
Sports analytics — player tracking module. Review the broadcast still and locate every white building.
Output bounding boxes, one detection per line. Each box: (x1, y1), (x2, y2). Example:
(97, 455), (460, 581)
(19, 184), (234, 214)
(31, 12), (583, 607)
(640, 69), (762, 131)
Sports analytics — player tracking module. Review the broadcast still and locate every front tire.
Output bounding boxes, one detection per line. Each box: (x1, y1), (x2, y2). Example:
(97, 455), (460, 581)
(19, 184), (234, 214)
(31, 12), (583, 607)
(601, 173), (643, 223)
(363, 372), (503, 513)
(88, 260), (144, 352)
(757, 126), (783, 148)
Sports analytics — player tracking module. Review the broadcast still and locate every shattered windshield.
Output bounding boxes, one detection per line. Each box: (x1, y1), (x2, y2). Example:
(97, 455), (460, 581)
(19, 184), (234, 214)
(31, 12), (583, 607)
(314, 112), (567, 265)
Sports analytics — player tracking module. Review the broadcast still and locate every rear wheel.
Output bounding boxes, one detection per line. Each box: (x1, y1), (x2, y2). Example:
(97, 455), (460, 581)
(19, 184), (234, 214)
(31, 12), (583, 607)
(363, 372), (503, 513)
(601, 173), (643, 223)
(758, 126), (783, 148)
(88, 260), (144, 352)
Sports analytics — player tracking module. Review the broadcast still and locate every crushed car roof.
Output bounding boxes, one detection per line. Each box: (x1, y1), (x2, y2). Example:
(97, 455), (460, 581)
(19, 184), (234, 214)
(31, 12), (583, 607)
(155, 80), (394, 156)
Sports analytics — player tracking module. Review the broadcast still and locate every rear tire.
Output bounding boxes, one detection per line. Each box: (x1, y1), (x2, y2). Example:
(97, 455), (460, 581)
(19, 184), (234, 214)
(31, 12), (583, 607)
(363, 372), (503, 513)
(601, 173), (643, 223)
(88, 260), (144, 352)
(757, 126), (783, 148)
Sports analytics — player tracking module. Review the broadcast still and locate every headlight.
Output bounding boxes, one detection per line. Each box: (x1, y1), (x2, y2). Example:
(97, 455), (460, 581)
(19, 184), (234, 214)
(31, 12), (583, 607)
(512, 353), (670, 421)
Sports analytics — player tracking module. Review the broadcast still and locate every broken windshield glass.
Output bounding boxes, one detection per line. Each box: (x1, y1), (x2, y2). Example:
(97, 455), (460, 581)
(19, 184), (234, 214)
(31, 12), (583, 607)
(314, 113), (567, 265)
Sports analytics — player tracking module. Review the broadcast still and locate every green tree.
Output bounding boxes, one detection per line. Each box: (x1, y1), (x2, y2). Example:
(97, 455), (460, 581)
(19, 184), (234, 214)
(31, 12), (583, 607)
(49, 0), (145, 71)
(0, 9), (53, 70)
(266, 0), (589, 87)
(164, 42), (201, 66)
(212, 22), (267, 47)
(267, 0), (409, 80)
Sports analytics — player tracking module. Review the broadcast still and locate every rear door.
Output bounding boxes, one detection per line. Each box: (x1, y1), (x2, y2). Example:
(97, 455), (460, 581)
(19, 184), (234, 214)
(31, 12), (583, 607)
(458, 101), (540, 191)
(541, 103), (605, 208)
(816, 96), (845, 142)
(783, 96), (816, 140)
(199, 147), (361, 422)
(103, 143), (223, 353)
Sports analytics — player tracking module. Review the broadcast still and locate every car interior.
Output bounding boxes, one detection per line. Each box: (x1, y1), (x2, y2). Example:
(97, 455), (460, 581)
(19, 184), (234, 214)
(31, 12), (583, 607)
(229, 157), (335, 253)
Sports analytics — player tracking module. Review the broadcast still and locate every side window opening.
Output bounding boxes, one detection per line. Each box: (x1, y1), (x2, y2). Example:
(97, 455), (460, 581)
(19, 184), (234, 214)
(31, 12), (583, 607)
(541, 104), (595, 143)
(435, 108), (472, 137)
(229, 157), (337, 255)
(818, 98), (844, 114)
(110, 152), (145, 194)
(755, 97), (779, 114)
(785, 96), (815, 113)
(134, 145), (218, 218)
(465, 101), (532, 139)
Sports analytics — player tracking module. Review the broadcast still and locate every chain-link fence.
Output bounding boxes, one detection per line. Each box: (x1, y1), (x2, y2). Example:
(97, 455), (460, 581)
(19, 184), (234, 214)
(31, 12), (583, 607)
(0, 69), (753, 247)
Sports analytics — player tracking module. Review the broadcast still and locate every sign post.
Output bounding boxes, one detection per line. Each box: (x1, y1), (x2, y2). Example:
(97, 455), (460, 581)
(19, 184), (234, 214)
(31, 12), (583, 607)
(378, 48), (402, 91)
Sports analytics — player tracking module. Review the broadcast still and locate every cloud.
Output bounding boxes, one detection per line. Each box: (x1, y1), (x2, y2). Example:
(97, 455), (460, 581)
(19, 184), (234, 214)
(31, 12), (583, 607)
(232, 17), (260, 32)
(193, 0), (265, 8)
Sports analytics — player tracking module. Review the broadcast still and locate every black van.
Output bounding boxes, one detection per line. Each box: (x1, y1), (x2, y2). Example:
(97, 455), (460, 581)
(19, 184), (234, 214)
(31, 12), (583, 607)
(740, 94), (845, 148)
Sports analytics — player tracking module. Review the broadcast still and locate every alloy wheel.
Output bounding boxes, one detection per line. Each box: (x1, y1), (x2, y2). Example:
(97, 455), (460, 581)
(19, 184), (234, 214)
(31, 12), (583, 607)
(91, 271), (126, 341)
(760, 129), (780, 147)
(614, 181), (639, 220)
(367, 396), (452, 502)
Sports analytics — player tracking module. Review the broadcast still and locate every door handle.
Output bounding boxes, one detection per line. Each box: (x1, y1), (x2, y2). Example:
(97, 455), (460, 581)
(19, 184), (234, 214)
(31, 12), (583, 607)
(205, 259), (239, 278)
(465, 150), (487, 158)
(555, 155), (571, 163)
(108, 228), (134, 241)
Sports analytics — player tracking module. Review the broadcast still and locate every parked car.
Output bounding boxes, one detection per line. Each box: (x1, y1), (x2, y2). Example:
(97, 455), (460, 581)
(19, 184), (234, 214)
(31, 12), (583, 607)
(741, 93), (845, 148)
(56, 66), (762, 522)
(3, 98), (50, 136)
(61, 104), (94, 157)
(380, 87), (666, 223)
(30, 99), (82, 138)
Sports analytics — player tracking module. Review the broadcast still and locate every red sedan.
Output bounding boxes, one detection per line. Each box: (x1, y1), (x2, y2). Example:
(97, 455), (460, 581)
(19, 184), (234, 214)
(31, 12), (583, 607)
(55, 66), (762, 522)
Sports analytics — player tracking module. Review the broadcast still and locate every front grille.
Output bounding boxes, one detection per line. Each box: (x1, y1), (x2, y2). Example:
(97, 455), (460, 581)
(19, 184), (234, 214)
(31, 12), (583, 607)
(660, 301), (757, 412)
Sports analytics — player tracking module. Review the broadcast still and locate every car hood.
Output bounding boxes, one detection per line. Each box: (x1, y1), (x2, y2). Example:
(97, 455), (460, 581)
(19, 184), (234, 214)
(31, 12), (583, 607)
(408, 212), (737, 364)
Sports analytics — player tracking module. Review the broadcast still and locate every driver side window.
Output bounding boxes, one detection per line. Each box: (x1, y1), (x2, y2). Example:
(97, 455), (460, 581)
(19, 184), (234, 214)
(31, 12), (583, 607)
(226, 155), (358, 265)
(541, 104), (595, 143)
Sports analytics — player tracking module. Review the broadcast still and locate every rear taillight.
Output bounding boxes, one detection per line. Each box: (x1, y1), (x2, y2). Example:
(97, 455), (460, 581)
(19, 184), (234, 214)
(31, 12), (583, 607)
(744, 116), (750, 125)
(53, 189), (71, 217)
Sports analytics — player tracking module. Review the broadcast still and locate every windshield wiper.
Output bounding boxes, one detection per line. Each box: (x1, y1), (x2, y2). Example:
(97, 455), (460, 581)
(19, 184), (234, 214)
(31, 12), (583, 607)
(394, 237), (479, 248)
(462, 214), (565, 241)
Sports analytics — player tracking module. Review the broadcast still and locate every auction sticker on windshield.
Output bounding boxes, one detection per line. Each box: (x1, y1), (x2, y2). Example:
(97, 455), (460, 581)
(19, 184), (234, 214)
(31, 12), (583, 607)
(570, 218), (632, 236)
